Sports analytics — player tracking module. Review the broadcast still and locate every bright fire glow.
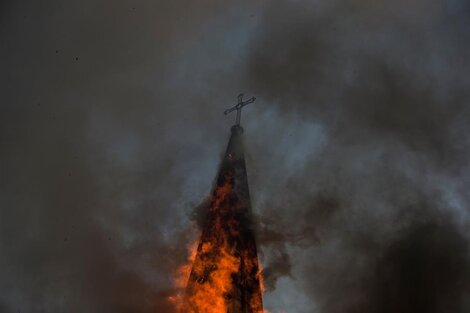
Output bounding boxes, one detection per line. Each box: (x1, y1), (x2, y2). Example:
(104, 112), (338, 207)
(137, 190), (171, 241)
(169, 172), (265, 313)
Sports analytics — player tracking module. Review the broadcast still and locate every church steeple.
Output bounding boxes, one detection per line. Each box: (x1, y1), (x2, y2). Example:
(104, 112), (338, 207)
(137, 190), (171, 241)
(183, 95), (263, 313)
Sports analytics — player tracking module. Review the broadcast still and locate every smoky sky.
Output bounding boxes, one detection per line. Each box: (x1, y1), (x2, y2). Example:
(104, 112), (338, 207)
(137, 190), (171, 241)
(1, 0), (470, 313)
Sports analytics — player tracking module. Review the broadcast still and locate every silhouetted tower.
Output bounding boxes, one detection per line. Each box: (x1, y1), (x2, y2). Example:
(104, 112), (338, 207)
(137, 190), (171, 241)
(185, 94), (263, 313)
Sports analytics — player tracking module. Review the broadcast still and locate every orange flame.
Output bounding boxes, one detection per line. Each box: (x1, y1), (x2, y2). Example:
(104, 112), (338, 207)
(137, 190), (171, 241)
(169, 241), (198, 311)
(169, 175), (266, 313)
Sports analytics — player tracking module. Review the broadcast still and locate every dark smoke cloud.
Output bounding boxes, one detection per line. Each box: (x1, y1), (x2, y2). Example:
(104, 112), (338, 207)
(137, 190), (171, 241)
(243, 1), (470, 312)
(1, 0), (470, 313)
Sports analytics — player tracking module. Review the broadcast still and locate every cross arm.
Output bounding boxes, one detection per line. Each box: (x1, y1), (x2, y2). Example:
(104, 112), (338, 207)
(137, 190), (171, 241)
(242, 97), (256, 105)
(224, 106), (237, 115)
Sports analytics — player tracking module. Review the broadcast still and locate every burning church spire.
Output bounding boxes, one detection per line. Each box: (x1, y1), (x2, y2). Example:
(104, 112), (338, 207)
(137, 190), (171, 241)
(179, 94), (264, 313)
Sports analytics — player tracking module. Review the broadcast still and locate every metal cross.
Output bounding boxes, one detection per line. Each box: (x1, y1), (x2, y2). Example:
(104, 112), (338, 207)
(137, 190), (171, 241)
(224, 93), (256, 126)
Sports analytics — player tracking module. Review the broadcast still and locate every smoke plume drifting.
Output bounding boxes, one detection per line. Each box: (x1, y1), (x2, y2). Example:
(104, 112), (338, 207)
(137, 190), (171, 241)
(1, 1), (469, 312)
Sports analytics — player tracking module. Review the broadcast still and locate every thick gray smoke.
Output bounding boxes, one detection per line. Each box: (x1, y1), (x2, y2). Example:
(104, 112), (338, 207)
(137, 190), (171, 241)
(1, 1), (469, 313)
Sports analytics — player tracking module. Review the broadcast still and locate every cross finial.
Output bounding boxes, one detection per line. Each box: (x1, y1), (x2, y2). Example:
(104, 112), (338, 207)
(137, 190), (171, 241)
(224, 93), (256, 126)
